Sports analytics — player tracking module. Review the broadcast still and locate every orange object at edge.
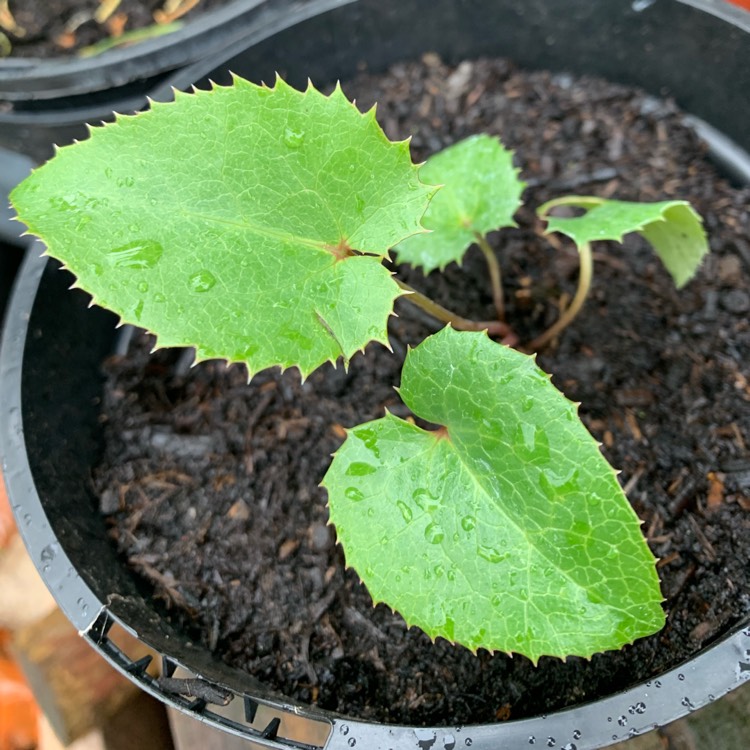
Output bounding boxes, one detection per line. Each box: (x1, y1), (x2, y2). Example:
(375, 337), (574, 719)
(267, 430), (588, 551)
(0, 471), (15, 550)
(0, 631), (39, 750)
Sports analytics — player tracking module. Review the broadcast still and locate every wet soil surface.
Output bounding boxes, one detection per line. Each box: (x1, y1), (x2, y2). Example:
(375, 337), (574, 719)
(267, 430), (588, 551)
(96, 55), (750, 725)
(4, 0), (232, 58)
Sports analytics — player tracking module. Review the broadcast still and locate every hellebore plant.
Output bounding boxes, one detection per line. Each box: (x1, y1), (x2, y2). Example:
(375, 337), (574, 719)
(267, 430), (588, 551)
(10, 76), (709, 663)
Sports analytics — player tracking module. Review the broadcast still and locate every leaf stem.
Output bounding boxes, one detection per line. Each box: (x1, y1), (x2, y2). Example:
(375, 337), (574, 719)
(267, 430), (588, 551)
(474, 231), (505, 322)
(396, 280), (510, 338)
(527, 241), (593, 351)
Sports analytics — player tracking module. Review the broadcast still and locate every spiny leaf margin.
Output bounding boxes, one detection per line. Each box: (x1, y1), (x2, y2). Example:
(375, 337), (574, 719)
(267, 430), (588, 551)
(394, 134), (525, 273)
(323, 327), (664, 662)
(10, 76), (438, 378)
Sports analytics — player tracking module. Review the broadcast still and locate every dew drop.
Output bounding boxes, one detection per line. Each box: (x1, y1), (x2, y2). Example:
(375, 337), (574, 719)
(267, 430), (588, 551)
(188, 269), (217, 293)
(283, 128), (305, 149)
(348, 739), (356, 747)
(153, 292), (166, 303)
(572, 730), (581, 740)
(137, 281), (149, 293)
(424, 522), (445, 544)
(528, 737), (536, 746)
(339, 724), (349, 736)
(477, 545), (506, 564)
(433, 564), (444, 578)
(344, 487), (365, 503)
(397, 501), (413, 524)
(617, 716), (627, 727)
(345, 462), (377, 477)
(106, 240), (164, 269)
(678, 673), (685, 681)
(413, 488), (440, 512)
(104, 166), (113, 179)
(461, 515), (476, 532)
(353, 428), (381, 458)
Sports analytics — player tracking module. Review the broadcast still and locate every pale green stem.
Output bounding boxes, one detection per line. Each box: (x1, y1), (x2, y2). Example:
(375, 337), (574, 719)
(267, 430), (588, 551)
(527, 241), (593, 351)
(396, 280), (510, 338)
(474, 231), (505, 322)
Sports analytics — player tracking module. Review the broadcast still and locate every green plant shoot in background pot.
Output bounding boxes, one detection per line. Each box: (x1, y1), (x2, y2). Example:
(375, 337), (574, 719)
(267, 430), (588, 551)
(9, 76), (709, 663)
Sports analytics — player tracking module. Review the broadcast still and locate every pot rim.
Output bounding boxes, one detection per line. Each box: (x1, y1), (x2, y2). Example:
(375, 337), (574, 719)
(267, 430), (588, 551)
(0, 0), (355, 101)
(3, 244), (750, 748)
(2, 0), (750, 746)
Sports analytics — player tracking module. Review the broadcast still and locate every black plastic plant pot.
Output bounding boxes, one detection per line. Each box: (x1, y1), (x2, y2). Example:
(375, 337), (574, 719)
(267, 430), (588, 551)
(0, 0), (355, 162)
(2, 1), (750, 748)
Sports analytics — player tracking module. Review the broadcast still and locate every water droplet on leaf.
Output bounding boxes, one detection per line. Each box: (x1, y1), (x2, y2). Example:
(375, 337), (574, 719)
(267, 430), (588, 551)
(188, 269), (217, 293)
(344, 487), (365, 503)
(397, 501), (413, 524)
(283, 128), (305, 149)
(413, 488), (439, 512)
(477, 545), (506, 564)
(424, 522), (445, 544)
(106, 240), (164, 269)
(461, 515), (476, 532)
(345, 462), (377, 477)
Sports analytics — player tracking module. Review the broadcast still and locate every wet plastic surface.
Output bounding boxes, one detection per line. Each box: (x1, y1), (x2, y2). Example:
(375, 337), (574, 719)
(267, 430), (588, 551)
(0, 0), (355, 161)
(1, 1), (750, 748)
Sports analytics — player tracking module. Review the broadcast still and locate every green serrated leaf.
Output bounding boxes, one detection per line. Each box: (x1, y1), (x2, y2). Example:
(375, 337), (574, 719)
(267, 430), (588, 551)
(539, 196), (708, 288)
(11, 77), (437, 377)
(394, 134), (524, 272)
(323, 327), (664, 661)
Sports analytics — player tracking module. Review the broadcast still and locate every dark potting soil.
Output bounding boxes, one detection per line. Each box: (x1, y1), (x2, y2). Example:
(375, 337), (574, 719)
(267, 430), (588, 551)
(96, 55), (750, 725)
(4, 0), (232, 58)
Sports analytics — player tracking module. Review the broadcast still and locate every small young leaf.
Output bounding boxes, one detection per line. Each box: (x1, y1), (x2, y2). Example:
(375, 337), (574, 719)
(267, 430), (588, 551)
(394, 135), (524, 272)
(324, 327), (664, 661)
(10, 78), (437, 377)
(539, 196), (708, 288)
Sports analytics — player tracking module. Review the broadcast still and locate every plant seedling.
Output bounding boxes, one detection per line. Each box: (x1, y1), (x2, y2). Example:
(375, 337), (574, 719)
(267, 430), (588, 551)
(10, 75), (709, 663)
